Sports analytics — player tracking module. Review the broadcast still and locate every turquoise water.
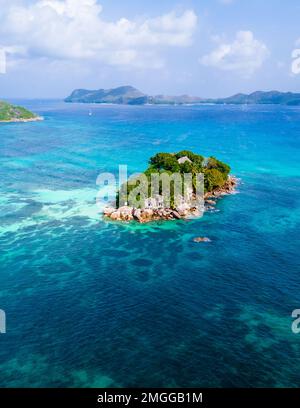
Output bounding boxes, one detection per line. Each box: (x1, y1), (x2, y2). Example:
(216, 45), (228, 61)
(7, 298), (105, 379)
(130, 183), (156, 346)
(0, 101), (299, 387)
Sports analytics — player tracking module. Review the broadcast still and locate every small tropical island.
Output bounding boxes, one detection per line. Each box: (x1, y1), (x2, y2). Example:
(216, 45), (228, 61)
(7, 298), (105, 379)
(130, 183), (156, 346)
(0, 101), (42, 123)
(104, 150), (237, 223)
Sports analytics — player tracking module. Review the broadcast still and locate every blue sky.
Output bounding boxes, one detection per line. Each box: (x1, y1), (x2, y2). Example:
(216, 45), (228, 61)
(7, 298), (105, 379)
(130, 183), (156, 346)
(0, 0), (299, 98)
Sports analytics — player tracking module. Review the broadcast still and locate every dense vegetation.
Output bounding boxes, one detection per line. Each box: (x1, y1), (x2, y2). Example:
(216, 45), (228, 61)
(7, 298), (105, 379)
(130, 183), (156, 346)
(65, 86), (148, 104)
(118, 150), (231, 208)
(0, 101), (37, 121)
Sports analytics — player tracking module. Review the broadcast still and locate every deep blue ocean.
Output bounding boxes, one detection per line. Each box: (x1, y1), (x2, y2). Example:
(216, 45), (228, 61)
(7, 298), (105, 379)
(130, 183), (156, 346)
(0, 101), (299, 387)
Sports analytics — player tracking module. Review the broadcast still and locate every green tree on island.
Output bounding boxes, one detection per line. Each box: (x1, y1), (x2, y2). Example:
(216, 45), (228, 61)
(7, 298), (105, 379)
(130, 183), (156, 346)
(118, 150), (231, 209)
(0, 101), (38, 122)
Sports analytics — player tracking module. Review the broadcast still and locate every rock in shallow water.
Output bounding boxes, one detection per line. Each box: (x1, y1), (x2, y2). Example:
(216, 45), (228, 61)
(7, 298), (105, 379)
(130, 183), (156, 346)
(103, 207), (115, 216)
(193, 237), (211, 243)
(205, 200), (216, 205)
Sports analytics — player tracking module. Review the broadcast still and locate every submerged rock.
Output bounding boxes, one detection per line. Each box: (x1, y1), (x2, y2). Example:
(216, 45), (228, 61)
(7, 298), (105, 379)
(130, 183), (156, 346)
(193, 237), (211, 243)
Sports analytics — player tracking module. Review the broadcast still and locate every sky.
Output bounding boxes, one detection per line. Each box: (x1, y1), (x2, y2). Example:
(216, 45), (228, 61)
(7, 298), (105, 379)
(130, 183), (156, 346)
(0, 0), (300, 98)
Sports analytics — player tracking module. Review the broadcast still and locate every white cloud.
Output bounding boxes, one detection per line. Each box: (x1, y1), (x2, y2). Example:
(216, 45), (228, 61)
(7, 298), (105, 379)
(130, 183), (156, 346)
(200, 30), (269, 76)
(0, 0), (197, 68)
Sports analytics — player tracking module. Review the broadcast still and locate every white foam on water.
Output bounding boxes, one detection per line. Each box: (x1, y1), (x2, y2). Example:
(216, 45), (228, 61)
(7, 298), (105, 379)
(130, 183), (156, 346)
(0, 187), (106, 236)
(34, 187), (103, 222)
(33, 188), (96, 204)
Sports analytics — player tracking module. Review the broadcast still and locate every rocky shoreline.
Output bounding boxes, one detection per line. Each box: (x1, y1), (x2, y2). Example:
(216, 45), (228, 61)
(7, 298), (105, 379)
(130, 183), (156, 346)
(0, 116), (43, 123)
(103, 175), (238, 223)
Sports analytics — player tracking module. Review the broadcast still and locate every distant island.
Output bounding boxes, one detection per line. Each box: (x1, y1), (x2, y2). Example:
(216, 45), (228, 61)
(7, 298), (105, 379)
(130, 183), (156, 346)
(104, 150), (237, 223)
(0, 101), (42, 123)
(65, 86), (300, 106)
